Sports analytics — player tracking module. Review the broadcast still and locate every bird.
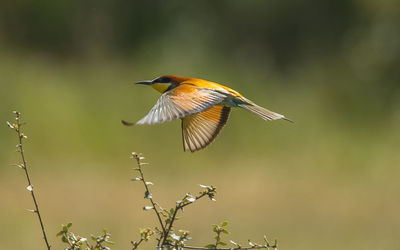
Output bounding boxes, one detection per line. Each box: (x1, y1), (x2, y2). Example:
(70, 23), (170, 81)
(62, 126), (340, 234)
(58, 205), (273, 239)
(124, 75), (291, 152)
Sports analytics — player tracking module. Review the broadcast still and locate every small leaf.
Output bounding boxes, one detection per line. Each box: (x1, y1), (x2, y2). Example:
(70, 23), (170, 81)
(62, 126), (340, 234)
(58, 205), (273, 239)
(221, 221), (228, 227)
(230, 240), (240, 246)
(10, 163), (24, 169)
(6, 121), (14, 129)
(143, 206), (154, 210)
(199, 184), (209, 188)
(131, 177), (142, 181)
(56, 231), (64, 237)
(67, 222), (72, 228)
(63, 225), (68, 232)
(186, 197), (196, 203)
(222, 229), (229, 234)
(145, 181), (154, 185)
(204, 244), (215, 249)
(80, 237), (87, 242)
(62, 235), (68, 243)
(220, 241), (227, 246)
(170, 232), (180, 240)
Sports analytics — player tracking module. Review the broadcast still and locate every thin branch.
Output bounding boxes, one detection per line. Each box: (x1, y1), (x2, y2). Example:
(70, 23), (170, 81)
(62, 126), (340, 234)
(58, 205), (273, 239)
(132, 153), (167, 236)
(182, 243), (277, 250)
(131, 238), (144, 250)
(161, 187), (216, 247)
(214, 230), (222, 248)
(10, 111), (51, 250)
(131, 227), (153, 250)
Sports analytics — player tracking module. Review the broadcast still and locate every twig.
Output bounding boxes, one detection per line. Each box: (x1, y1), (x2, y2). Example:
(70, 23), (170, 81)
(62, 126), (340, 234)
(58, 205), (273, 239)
(131, 153), (167, 238)
(131, 228), (153, 250)
(8, 111), (51, 249)
(131, 237), (145, 250)
(184, 237), (277, 250)
(162, 187), (216, 247)
(214, 229), (222, 248)
(182, 245), (276, 250)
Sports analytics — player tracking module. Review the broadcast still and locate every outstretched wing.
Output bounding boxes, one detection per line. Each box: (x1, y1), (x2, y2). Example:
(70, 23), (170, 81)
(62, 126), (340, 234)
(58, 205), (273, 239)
(182, 105), (231, 152)
(136, 84), (227, 125)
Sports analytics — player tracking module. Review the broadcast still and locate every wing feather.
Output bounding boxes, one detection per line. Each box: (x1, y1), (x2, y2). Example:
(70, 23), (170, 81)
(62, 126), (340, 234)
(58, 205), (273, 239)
(181, 106), (231, 152)
(137, 84), (227, 125)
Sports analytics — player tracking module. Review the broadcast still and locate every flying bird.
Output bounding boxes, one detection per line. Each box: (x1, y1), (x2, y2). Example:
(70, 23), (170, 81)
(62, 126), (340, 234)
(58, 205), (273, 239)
(125, 75), (291, 152)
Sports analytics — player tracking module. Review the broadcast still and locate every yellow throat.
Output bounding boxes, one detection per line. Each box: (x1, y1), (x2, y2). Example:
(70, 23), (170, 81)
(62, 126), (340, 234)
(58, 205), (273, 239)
(151, 83), (170, 93)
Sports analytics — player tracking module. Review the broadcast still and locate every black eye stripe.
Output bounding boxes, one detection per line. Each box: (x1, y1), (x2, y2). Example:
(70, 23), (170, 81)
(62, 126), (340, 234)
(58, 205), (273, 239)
(154, 77), (170, 83)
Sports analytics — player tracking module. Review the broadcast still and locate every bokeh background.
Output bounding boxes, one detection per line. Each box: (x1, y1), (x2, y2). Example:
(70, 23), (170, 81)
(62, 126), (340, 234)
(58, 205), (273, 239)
(1, 1), (399, 249)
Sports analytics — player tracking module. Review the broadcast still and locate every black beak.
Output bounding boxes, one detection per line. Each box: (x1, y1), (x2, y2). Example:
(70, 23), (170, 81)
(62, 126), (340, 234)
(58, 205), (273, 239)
(135, 80), (152, 85)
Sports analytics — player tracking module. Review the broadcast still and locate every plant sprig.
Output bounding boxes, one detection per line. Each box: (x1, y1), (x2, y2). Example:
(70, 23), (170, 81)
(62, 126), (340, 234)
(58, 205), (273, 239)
(131, 228), (154, 250)
(184, 222), (278, 250)
(7, 111), (51, 250)
(130, 152), (277, 250)
(56, 223), (114, 250)
(131, 152), (167, 244)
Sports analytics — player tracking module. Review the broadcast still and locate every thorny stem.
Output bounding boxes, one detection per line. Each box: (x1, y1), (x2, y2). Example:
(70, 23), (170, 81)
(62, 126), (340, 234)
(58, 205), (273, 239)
(161, 187), (216, 248)
(12, 111), (51, 250)
(132, 153), (167, 241)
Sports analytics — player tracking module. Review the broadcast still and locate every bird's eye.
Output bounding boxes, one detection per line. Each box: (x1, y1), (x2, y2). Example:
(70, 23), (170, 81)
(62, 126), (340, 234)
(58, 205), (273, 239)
(155, 77), (170, 83)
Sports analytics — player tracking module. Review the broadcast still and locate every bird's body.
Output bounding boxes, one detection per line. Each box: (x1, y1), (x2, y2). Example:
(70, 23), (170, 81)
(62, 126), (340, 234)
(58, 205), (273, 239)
(131, 75), (290, 152)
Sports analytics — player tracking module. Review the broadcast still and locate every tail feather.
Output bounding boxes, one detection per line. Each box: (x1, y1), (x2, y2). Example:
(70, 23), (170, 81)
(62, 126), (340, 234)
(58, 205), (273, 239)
(238, 98), (291, 122)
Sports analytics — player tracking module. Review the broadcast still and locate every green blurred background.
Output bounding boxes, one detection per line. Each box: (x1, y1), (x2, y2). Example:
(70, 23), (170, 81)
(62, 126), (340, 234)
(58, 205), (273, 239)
(1, 1), (399, 249)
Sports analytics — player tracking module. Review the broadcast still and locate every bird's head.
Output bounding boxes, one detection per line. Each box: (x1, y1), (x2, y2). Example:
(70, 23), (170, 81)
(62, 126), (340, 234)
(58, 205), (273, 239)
(136, 75), (190, 93)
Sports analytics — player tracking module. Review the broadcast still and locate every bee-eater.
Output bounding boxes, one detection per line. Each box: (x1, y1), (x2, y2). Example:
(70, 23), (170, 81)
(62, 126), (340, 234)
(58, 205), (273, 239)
(128, 75), (291, 152)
